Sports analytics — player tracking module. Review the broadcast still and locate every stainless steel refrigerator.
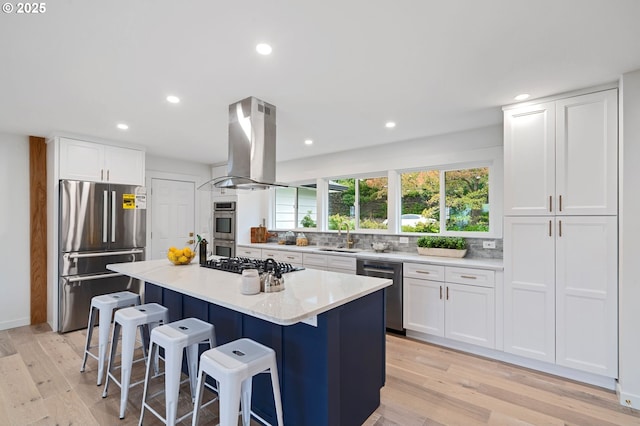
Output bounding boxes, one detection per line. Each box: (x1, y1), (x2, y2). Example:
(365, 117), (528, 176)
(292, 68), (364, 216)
(59, 180), (146, 332)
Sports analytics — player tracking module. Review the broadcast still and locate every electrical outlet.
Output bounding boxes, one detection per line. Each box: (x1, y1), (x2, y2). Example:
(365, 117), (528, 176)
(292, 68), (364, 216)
(399, 237), (409, 244)
(483, 240), (496, 249)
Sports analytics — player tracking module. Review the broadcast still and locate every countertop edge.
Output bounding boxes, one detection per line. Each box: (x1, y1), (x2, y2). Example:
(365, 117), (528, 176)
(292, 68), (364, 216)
(238, 243), (504, 271)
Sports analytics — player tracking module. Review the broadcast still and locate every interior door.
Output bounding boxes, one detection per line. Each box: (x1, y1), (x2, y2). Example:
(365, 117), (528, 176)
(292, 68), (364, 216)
(150, 178), (195, 260)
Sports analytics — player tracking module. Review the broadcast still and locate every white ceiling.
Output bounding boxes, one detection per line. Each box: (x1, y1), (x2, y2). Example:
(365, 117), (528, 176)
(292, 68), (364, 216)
(1, 0), (639, 165)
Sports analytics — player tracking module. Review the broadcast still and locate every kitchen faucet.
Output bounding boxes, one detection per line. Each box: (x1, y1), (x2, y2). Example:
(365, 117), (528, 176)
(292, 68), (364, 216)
(338, 221), (354, 249)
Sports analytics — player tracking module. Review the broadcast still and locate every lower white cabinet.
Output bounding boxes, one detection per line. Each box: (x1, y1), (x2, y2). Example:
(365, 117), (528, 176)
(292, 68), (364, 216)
(262, 249), (303, 267)
(237, 246), (262, 258)
(302, 253), (328, 270)
(504, 216), (618, 377)
(445, 283), (495, 348)
(404, 263), (496, 349)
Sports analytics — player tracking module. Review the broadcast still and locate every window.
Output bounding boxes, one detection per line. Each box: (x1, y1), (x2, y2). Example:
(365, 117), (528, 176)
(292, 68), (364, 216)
(327, 177), (388, 230)
(274, 186), (317, 229)
(445, 168), (489, 232)
(400, 166), (489, 234)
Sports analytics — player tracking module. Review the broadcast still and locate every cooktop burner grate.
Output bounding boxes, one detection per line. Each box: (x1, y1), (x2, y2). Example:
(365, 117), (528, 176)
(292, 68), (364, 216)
(201, 257), (304, 274)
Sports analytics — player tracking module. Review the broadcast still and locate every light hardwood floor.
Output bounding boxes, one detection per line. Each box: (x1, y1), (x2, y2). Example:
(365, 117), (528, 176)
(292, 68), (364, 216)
(0, 324), (638, 425)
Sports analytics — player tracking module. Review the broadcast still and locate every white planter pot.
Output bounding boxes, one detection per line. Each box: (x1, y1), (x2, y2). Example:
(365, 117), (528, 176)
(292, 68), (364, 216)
(417, 247), (467, 258)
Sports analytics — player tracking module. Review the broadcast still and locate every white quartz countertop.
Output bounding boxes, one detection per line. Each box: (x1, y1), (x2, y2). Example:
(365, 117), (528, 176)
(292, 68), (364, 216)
(238, 243), (504, 270)
(107, 259), (392, 326)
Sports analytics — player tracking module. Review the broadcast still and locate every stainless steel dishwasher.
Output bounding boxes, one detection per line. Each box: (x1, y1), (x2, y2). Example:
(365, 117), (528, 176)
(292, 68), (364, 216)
(356, 259), (404, 334)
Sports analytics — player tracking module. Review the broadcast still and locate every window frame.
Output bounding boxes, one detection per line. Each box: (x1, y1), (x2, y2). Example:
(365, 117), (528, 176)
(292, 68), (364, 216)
(396, 161), (497, 238)
(271, 183), (318, 231)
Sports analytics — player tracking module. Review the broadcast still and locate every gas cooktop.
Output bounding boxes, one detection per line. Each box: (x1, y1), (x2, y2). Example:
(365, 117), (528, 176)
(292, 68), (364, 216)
(201, 257), (304, 274)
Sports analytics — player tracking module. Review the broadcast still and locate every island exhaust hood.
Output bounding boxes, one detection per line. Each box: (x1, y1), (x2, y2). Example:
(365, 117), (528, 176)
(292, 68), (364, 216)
(199, 96), (278, 191)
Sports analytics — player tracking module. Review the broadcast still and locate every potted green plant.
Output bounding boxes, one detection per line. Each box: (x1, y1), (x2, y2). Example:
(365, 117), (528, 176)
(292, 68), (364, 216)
(416, 236), (467, 258)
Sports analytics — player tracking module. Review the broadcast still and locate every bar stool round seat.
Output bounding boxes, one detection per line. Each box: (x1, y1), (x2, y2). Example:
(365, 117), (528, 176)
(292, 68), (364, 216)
(192, 338), (284, 426)
(102, 303), (169, 419)
(80, 290), (141, 386)
(139, 317), (216, 426)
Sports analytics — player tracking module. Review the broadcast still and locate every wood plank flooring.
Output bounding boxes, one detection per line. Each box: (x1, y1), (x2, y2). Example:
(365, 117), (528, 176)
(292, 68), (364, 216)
(0, 324), (638, 425)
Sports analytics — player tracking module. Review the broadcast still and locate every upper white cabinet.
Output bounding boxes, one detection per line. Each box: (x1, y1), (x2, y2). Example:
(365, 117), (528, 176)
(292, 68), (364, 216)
(59, 138), (145, 185)
(504, 89), (618, 216)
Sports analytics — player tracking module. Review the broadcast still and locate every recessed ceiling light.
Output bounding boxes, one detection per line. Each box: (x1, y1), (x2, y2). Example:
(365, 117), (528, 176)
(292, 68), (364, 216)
(166, 95), (180, 104)
(304, 139), (313, 145)
(256, 43), (273, 55)
(116, 123), (129, 130)
(385, 121), (396, 129)
(514, 93), (530, 101)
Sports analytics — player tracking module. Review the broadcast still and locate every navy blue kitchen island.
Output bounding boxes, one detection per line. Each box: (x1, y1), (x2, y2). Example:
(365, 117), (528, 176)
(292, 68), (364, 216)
(108, 260), (391, 426)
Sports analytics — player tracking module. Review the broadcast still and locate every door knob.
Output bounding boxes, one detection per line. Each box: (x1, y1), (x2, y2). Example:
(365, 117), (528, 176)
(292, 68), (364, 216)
(189, 232), (194, 237)
(187, 239), (195, 244)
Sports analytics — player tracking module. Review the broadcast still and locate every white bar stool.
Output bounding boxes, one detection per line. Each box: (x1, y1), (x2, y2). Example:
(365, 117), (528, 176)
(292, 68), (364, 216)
(139, 317), (216, 426)
(192, 338), (284, 426)
(102, 303), (169, 419)
(80, 290), (141, 386)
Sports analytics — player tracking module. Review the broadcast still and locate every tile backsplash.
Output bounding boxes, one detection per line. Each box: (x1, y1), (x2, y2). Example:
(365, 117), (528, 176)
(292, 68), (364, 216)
(267, 231), (503, 259)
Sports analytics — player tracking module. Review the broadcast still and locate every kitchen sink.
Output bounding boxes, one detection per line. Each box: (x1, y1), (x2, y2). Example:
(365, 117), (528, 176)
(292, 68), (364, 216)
(317, 247), (362, 253)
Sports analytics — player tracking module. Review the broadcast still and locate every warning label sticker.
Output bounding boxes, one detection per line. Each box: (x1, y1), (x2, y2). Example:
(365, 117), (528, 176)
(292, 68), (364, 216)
(123, 194), (135, 209)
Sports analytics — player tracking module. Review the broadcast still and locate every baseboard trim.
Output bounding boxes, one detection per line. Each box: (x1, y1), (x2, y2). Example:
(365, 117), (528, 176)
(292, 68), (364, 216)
(618, 383), (640, 410)
(0, 317), (30, 332)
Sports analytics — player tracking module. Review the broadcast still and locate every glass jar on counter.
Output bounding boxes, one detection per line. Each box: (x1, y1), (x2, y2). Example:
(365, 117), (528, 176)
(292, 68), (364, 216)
(285, 231), (296, 245)
(278, 233), (287, 245)
(296, 232), (308, 246)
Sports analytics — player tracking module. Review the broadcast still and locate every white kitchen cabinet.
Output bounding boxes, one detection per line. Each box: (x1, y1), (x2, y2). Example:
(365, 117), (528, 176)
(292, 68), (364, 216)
(59, 137), (145, 185)
(302, 253), (328, 271)
(504, 89), (617, 216)
(445, 282), (495, 348)
(503, 217), (556, 363)
(503, 216), (618, 376)
(236, 246), (262, 258)
(504, 101), (555, 216)
(326, 255), (356, 274)
(262, 249), (303, 266)
(404, 277), (444, 336)
(555, 216), (618, 376)
(403, 262), (495, 349)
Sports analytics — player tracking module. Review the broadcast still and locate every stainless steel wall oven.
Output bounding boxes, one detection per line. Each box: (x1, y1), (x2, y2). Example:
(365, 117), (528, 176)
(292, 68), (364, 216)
(213, 201), (236, 257)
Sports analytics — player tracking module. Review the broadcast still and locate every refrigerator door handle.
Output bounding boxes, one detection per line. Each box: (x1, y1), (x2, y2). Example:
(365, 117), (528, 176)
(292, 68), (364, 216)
(68, 249), (144, 259)
(103, 190), (108, 243)
(111, 190), (116, 243)
(67, 272), (123, 283)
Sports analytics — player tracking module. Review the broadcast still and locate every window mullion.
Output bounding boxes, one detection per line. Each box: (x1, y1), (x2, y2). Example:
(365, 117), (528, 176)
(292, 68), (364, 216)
(439, 170), (446, 235)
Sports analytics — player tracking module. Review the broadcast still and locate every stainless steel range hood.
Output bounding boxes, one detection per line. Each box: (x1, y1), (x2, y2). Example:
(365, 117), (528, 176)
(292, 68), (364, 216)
(199, 96), (278, 191)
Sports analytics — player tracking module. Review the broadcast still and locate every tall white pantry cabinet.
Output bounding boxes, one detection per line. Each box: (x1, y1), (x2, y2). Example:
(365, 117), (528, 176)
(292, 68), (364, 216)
(503, 89), (618, 378)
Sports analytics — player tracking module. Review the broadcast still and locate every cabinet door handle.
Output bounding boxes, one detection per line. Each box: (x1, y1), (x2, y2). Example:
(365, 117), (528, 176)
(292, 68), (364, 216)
(559, 195), (562, 212)
(549, 195), (552, 212)
(549, 220), (552, 237)
(416, 270), (430, 274)
(439, 286), (443, 300)
(286, 256), (295, 260)
(101, 169), (104, 181)
(460, 275), (477, 279)
(559, 220), (562, 237)
(107, 169), (110, 181)
(446, 287), (449, 300)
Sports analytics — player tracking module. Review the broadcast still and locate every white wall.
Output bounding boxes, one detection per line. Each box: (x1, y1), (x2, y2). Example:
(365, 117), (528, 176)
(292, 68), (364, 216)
(618, 69), (640, 408)
(145, 154), (213, 251)
(0, 133), (31, 330)
(275, 125), (503, 182)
